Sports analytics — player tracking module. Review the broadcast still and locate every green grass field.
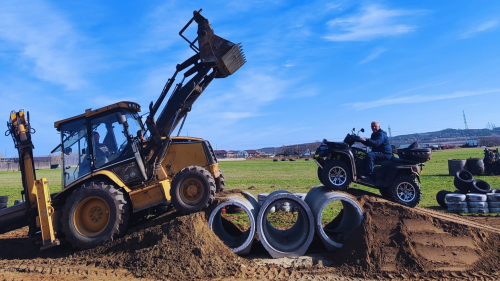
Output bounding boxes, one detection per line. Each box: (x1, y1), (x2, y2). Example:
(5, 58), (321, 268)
(1, 147), (498, 225)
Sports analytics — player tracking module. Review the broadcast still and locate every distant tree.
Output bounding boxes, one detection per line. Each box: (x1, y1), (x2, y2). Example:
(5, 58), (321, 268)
(479, 136), (500, 146)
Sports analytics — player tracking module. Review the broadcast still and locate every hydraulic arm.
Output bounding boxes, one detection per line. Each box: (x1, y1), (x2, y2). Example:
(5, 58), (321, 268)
(4, 110), (59, 249)
(143, 10), (246, 178)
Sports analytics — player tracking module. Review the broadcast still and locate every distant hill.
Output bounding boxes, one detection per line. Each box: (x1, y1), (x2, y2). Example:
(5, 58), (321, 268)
(390, 128), (500, 146)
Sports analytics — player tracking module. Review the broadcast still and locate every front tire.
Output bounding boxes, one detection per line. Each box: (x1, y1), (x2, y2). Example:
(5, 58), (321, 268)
(61, 182), (129, 249)
(388, 175), (422, 207)
(321, 160), (352, 191)
(170, 166), (216, 214)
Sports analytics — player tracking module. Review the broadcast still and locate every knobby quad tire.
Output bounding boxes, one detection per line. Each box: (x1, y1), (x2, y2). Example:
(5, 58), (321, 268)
(321, 159), (352, 191)
(215, 169), (226, 193)
(436, 190), (453, 208)
(170, 165), (216, 214)
(388, 175), (422, 208)
(454, 170), (474, 193)
(317, 167), (325, 186)
(61, 182), (130, 249)
(470, 179), (491, 194)
(379, 187), (390, 198)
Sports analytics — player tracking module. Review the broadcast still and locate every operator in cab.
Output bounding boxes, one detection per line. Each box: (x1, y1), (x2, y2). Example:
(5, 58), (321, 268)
(358, 121), (392, 179)
(93, 131), (110, 166)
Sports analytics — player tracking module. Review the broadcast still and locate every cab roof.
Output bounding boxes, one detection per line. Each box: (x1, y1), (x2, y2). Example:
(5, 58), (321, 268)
(54, 101), (141, 130)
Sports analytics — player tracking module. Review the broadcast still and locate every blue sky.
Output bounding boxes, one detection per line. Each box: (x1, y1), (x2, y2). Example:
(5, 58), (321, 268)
(0, 0), (499, 156)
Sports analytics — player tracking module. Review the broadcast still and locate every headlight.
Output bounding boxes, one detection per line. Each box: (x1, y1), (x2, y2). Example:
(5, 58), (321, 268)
(112, 162), (143, 183)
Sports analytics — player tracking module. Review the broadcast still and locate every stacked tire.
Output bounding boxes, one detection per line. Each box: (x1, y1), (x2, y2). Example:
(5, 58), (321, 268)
(453, 170), (491, 194)
(467, 194), (488, 214)
(445, 193), (468, 213)
(487, 192), (500, 213)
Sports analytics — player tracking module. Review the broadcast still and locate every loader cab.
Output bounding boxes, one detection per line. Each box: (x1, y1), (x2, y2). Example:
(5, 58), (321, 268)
(54, 102), (145, 188)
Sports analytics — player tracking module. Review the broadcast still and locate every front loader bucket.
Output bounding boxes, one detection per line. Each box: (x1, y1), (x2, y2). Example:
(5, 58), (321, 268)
(181, 10), (246, 78)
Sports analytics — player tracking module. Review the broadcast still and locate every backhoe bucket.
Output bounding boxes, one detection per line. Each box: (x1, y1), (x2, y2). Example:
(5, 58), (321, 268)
(188, 10), (246, 78)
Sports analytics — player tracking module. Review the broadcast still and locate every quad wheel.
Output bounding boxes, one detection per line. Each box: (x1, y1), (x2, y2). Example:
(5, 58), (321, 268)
(61, 182), (130, 249)
(317, 167), (325, 185)
(170, 166), (216, 214)
(388, 175), (422, 207)
(215, 169), (226, 193)
(379, 187), (390, 198)
(321, 160), (352, 191)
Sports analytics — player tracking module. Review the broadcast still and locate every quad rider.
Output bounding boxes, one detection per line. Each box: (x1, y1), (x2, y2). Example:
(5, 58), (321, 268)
(358, 121), (392, 179)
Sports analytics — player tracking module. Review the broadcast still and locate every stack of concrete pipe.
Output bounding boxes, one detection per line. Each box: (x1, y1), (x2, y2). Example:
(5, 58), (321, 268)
(208, 185), (364, 258)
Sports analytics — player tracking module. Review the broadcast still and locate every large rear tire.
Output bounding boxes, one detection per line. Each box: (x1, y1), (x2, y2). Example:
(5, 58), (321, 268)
(321, 160), (352, 191)
(215, 169), (226, 193)
(61, 182), (129, 249)
(388, 175), (422, 208)
(170, 166), (216, 214)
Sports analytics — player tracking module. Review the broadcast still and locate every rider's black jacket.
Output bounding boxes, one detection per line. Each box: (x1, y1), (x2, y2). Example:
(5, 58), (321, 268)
(361, 129), (392, 155)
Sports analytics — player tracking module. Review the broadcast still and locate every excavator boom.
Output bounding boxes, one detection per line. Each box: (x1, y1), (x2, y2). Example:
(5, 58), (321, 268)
(143, 10), (245, 171)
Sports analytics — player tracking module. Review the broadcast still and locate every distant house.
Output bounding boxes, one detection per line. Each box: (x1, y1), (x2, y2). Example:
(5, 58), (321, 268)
(214, 150), (228, 158)
(227, 151), (237, 158)
(245, 150), (260, 157)
(237, 150), (249, 158)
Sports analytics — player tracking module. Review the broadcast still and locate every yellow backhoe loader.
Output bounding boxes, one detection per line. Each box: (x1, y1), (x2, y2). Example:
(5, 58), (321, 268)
(0, 9), (245, 250)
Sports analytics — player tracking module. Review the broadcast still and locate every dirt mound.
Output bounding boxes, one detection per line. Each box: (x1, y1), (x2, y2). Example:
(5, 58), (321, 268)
(74, 212), (250, 280)
(1, 189), (500, 280)
(331, 192), (500, 277)
(0, 211), (251, 280)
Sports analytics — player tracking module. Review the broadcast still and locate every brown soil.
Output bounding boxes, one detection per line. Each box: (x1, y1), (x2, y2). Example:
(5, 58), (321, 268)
(0, 189), (499, 280)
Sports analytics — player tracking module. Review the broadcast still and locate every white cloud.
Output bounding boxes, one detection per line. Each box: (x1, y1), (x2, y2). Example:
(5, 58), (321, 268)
(347, 89), (500, 110)
(358, 48), (387, 64)
(461, 20), (498, 39)
(0, 1), (92, 89)
(324, 5), (422, 41)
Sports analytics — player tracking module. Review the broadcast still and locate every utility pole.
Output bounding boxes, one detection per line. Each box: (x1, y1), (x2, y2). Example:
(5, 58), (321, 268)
(463, 110), (469, 140)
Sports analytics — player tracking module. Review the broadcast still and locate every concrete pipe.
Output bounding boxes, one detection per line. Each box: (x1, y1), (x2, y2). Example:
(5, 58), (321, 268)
(208, 191), (259, 255)
(304, 185), (364, 251)
(257, 190), (315, 258)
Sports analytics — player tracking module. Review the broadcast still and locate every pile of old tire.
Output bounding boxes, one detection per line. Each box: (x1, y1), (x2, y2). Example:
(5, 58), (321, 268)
(467, 193), (489, 214)
(453, 169), (491, 194)
(448, 159), (467, 176)
(487, 191), (500, 213)
(445, 193), (468, 213)
(0, 196), (8, 210)
(466, 158), (485, 176)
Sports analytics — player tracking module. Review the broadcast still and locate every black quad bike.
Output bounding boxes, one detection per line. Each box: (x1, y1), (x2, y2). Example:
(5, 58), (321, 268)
(313, 128), (432, 207)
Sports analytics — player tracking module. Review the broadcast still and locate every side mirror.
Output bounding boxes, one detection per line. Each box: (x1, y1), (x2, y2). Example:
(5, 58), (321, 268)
(115, 113), (128, 125)
(361, 128), (365, 133)
(352, 128), (356, 131)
